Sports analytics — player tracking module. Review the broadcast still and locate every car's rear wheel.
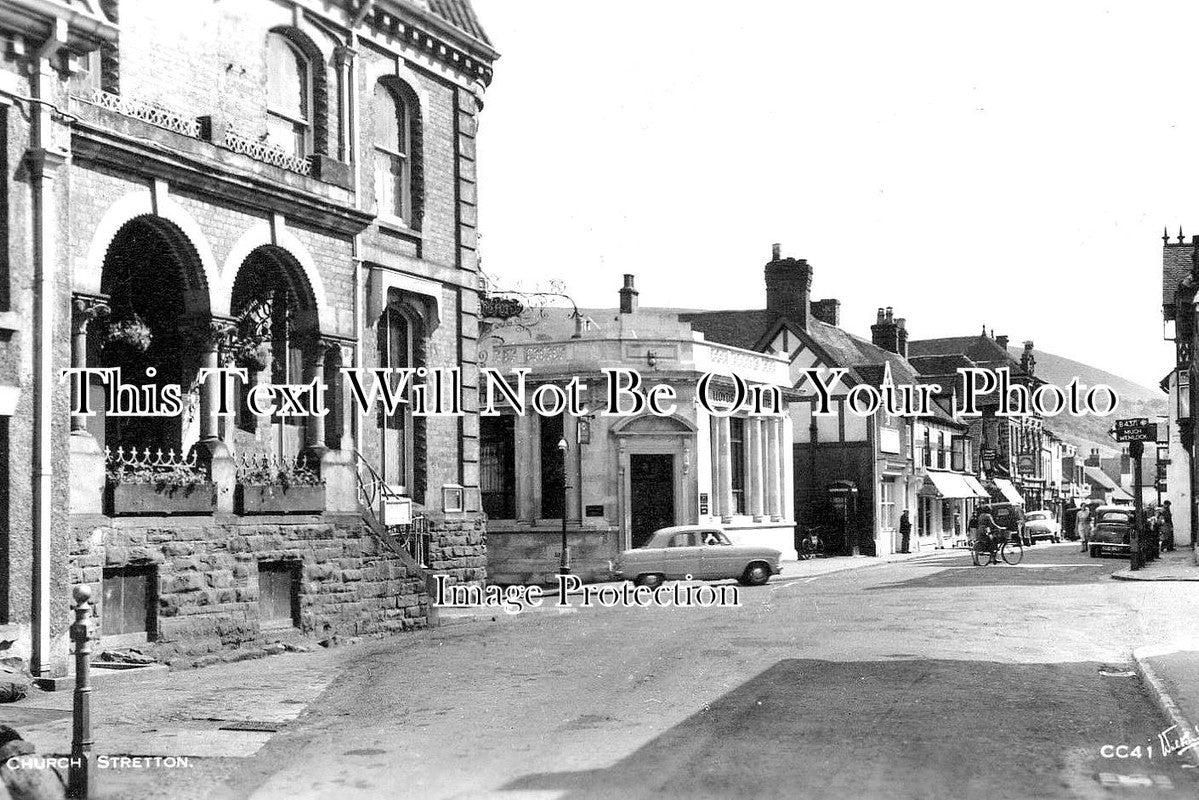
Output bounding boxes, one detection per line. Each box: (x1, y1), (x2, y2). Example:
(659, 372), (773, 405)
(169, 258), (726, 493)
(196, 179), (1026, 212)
(635, 573), (665, 589)
(740, 562), (771, 586)
(1089, 545), (1099, 558)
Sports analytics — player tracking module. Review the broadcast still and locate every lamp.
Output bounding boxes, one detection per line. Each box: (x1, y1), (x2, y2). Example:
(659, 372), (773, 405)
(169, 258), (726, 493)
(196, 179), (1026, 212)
(558, 437), (570, 576)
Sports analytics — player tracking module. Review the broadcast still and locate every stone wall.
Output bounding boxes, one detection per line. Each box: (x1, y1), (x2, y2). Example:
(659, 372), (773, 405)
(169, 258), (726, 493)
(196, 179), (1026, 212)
(69, 511), (486, 664)
(487, 527), (620, 586)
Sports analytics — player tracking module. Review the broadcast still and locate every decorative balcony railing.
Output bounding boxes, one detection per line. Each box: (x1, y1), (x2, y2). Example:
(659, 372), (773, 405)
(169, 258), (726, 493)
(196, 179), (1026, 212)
(233, 451), (321, 486)
(86, 89), (202, 138)
(104, 445), (206, 485)
(221, 124), (313, 176)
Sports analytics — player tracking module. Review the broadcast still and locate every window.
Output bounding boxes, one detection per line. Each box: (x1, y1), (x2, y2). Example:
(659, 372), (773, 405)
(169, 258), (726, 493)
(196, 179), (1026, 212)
(951, 436), (966, 472)
(379, 307), (414, 492)
(729, 418), (746, 514)
(373, 82), (416, 223)
(102, 565), (157, 639)
(937, 432), (946, 469)
(880, 479), (896, 530)
(480, 415), (516, 518)
(258, 561), (299, 627)
(922, 428), (931, 467)
(267, 31), (312, 156)
(539, 414), (565, 518)
(669, 532), (700, 548)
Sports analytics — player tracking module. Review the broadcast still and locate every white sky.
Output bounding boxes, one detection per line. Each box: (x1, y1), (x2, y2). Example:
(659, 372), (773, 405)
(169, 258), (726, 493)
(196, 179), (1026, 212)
(471, 0), (1191, 389)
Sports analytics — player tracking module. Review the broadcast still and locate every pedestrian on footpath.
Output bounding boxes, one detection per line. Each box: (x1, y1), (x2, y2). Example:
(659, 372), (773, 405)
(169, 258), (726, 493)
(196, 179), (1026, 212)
(1078, 504), (1091, 553)
(1161, 501), (1175, 552)
(899, 510), (912, 553)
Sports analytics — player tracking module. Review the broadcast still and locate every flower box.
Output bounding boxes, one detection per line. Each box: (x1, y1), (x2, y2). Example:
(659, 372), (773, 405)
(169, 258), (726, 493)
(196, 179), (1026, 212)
(235, 484), (326, 515)
(108, 482), (216, 516)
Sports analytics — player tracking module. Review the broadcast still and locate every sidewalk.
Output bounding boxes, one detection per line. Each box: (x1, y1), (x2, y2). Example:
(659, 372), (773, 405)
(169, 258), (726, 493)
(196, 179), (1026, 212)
(1133, 641), (1199, 768)
(1112, 546), (1199, 581)
(3, 644), (358, 800)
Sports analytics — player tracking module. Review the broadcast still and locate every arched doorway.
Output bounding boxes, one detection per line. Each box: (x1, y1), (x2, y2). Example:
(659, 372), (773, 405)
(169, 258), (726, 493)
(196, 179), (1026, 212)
(228, 245), (320, 460)
(95, 216), (210, 455)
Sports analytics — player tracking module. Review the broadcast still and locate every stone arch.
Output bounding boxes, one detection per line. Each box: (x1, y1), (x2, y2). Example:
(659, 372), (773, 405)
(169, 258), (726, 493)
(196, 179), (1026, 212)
(218, 222), (329, 332)
(361, 56), (432, 128)
(610, 413), (698, 436)
(82, 188), (218, 308)
(268, 24), (332, 158)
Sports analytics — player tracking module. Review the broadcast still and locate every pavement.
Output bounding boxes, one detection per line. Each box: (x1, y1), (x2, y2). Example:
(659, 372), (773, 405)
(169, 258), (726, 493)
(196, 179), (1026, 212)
(5, 542), (1199, 799)
(1113, 546), (1199, 581)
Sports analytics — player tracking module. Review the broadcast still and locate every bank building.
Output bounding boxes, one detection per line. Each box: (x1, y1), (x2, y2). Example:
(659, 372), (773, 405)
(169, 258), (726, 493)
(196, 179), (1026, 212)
(480, 276), (799, 584)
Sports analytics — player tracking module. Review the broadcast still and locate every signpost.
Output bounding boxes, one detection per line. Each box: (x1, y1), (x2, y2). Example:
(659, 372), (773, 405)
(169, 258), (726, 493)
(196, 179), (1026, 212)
(1111, 418), (1155, 570)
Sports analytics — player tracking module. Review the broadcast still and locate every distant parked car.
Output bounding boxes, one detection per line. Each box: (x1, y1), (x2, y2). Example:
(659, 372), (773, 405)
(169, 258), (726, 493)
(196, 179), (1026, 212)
(1023, 510), (1061, 543)
(613, 526), (782, 588)
(1089, 506), (1134, 557)
(977, 502), (1030, 546)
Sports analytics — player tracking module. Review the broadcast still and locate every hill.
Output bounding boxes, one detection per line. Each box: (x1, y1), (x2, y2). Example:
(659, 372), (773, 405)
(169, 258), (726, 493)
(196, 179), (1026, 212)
(1010, 346), (1168, 457)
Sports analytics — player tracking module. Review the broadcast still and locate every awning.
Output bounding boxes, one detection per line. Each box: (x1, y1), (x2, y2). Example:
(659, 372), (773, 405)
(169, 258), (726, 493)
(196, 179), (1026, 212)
(924, 472), (977, 500)
(963, 476), (991, 499)
(993, 478), (1024, 505)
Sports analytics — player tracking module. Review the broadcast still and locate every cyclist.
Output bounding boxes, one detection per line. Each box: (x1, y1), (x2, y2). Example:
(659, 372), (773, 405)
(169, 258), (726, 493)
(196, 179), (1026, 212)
(975, 507), (1001, 555)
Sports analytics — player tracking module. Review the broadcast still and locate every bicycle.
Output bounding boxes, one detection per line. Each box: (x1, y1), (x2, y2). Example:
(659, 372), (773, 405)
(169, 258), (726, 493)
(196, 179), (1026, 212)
(796, 526), (825, 560)
(971, 529), (1023, 566)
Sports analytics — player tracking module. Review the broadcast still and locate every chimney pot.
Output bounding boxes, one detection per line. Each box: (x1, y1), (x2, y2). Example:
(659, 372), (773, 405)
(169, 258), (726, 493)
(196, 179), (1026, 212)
(772, 243), (781, 260)
(619, 274), (639, 314)
(885, 306), (893, 322)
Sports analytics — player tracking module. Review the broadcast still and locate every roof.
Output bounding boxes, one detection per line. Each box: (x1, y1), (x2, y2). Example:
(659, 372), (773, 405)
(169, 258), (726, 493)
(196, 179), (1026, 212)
(1084, 466), (1118, 491)
(426, 0), (493, 46)
(908, 334), (1018, 368)
(1163, 242), (1192, 312)
(678, 309), (780, 351)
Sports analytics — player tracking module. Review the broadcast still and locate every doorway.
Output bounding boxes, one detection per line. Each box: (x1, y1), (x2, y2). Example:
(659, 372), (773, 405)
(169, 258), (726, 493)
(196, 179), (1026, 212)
(630, 454), (675, 548)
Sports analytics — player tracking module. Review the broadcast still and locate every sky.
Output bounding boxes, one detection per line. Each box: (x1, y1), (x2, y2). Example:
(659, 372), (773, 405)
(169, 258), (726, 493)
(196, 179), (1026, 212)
(470, 0), (1193, 390)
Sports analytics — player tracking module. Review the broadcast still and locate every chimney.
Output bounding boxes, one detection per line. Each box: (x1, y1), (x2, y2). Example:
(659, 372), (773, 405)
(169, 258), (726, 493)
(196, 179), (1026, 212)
(619, 274), (638, 314)
(896, 317), (908, 359)
(1020, 340), (1036, 376)
(764, 243), (813, 330)
(811, 298), (840, 327)
(1085, 448), (1101, 467)
(996, 334), (1009, 351)
(871, 306), (904, 356)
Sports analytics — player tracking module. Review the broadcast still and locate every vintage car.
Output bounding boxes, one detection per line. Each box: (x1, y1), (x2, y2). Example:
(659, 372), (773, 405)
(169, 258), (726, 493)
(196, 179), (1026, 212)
(613, 525), (782, 588)
(1023, 510), (1061, 543)
(976, 502), (1030, 546)
(1089, 505), (1134, 557)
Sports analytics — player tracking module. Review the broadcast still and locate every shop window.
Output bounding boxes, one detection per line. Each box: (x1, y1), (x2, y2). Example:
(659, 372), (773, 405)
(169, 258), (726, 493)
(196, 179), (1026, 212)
(480, 415), (516, 518)
(539, 414), (565, 518)
(729, 417), (746, 514)
(258, 561), (299, 628)
(267, 31), (313, 157)
(102, 565), (157, 640)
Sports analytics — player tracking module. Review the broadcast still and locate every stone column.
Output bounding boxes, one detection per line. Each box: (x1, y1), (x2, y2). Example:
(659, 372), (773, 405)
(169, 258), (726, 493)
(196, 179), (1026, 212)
(299, 334), (332, 462)
(338, 343), (356, 452)
(515, 413), (536, 523)
(718, 416), (734, 521)
(333, 45), (356, 163)
(750, 418), (765, 521)
(189, 318), (236, 513)
(69, 294), (110, 434)
(767, 417), (783, 521)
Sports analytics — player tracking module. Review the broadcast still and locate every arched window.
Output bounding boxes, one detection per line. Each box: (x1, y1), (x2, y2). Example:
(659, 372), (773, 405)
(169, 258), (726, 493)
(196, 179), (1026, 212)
(373, 81), (418, 225)
(267, 31), (312, 157)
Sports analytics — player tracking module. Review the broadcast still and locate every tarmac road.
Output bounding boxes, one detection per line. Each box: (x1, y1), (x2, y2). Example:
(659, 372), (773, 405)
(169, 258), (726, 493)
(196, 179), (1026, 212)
(215, 543), (1199, 800)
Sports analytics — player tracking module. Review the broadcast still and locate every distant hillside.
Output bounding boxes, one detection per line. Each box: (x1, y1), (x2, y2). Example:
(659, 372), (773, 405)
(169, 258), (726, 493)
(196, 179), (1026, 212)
(1008, 346), (1167, 457)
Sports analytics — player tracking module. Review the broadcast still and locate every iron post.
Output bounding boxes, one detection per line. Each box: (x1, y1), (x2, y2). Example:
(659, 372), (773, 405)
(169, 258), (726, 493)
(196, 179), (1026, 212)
(69, 584), (96, 799)
(558, 437), (570, 575)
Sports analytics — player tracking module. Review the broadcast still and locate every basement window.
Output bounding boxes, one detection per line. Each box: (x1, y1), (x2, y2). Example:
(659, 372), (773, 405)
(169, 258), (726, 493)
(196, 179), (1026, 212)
(258, 560), (300, 628)
(101, 565), (157, 643)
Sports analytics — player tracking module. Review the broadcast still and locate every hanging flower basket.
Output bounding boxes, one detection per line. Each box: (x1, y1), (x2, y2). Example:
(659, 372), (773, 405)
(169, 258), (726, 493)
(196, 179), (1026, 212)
(232, 339), (272, 371)
(103, 315), (153, 353)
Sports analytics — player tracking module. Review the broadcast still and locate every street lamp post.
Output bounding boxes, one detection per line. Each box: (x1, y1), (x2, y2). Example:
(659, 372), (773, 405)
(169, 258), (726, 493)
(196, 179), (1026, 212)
(558, 437), (570, 575)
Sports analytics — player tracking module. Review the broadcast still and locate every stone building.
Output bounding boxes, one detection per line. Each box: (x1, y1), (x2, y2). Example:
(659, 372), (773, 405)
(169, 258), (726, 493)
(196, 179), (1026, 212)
(0, 0), (495, 674)
(481, 277), (798, 584)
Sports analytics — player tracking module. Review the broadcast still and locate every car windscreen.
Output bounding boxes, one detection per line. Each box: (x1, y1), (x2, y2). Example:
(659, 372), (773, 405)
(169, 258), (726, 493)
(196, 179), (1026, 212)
(1026, 512), (1049, 521)
(1097, 512), (1132, 525)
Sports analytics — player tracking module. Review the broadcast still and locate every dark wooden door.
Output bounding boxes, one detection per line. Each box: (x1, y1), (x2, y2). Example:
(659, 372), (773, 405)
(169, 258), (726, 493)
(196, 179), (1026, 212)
(630, 454), (675, 548)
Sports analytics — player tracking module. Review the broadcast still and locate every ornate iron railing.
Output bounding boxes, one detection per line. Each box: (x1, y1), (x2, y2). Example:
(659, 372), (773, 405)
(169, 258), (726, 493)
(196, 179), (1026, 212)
(222, 124), (313, 176)
(233, 451), (321, 485)
(353, 449), (430, 568)
(104, 445), (207, 485)
(86, 89), (201, 138)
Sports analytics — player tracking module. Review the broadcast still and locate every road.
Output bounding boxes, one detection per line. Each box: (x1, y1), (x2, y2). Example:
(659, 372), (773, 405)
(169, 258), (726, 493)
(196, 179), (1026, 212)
(214, 543), (1199, 799)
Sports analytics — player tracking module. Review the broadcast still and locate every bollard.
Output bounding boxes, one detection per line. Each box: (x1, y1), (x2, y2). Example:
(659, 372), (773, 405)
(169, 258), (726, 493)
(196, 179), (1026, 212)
(68, 585), (96, 799)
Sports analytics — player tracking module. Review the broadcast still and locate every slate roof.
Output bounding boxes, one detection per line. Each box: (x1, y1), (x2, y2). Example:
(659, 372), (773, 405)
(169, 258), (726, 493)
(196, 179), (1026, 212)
(426, 0), (493, 46)
(1084, 466), (1118, 491)
(908, 334), (1016, 367)
(678, 310), (780, 352)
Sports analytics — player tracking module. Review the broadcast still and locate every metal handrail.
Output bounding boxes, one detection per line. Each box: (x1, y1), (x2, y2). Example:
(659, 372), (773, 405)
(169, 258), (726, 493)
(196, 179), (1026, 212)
(351, 449), (429, 569)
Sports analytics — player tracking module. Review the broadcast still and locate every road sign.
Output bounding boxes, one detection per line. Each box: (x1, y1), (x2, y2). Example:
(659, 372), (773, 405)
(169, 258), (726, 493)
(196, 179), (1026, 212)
(1112, 418), (1156, 443)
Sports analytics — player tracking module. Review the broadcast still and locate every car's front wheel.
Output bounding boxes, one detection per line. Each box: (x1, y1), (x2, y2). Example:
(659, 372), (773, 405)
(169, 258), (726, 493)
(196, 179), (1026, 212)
(740, 562), (772, 587)
(635, 573), (665, 589)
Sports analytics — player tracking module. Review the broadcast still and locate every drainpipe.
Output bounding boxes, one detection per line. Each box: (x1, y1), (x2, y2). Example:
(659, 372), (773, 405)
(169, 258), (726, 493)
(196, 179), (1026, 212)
(30, 19), (68, 677)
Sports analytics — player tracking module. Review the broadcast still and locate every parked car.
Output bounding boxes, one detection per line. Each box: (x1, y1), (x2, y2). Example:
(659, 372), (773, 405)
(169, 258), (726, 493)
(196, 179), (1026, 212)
(613, 526), (782, 588)
(1023, 510), (1061, 543)
(976, 502), (1029, 546)
(1089, 505), (1134, 557)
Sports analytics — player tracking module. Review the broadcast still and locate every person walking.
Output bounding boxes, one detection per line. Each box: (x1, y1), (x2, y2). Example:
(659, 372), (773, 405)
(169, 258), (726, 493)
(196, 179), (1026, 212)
(1078, 504), (1091, 553)
(1162, 500), (1175, 552)
(899, 510), (912, 554)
